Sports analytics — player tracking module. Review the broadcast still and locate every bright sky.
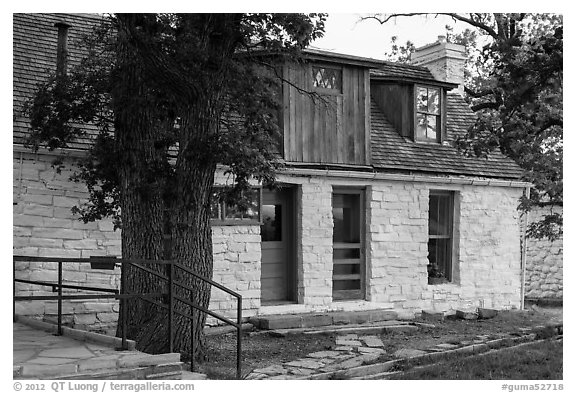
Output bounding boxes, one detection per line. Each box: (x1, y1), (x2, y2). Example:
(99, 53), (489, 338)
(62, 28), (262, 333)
(311, 13), (467, 60)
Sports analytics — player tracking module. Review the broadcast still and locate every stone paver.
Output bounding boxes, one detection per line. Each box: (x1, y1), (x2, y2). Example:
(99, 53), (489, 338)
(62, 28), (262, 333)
(335, 339), (362, 346)
(307, 350), (342, 358)
(244, 321), (559, 380)
(358, 347), (385, 354)
(435, 343), (459, 350)
(284, 359), (325, 369)
(393, 348), (428, 358)
(13, 322), (185, 380)
(361, 336), (384, 347)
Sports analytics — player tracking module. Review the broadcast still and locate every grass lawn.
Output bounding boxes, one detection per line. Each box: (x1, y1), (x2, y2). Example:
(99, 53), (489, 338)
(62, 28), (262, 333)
(196, 307), (562, 379)
(389, 338), (563, 380)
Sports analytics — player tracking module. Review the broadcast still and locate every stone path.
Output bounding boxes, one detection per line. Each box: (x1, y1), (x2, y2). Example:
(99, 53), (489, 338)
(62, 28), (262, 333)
(244, 324), (563, 380)
(13, 322), (199, 380)
(246, 333), (392, 380)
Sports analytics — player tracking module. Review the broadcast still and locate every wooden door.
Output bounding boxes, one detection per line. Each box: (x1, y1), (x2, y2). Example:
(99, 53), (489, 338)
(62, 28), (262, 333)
(332, 190), (365, 301)
(260, 188), (295, 304)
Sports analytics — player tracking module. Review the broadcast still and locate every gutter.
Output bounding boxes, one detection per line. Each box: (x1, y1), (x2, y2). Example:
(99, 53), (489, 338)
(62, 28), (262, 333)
(279, 166), (531, 189)
(520, 185), (531, 310)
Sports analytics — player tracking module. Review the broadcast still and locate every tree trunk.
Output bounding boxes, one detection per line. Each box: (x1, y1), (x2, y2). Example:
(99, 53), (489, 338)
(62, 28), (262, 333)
(113, 25), (169, 352)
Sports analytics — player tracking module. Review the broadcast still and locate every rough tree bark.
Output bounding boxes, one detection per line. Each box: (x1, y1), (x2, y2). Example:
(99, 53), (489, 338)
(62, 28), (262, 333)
(114, 14), (241, 360)
(113, 24), (170, 353)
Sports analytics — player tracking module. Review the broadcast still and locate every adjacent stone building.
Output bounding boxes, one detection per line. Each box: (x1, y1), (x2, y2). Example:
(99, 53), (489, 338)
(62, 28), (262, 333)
(14, 14), (532, 333)
(524, 206), (563, 301)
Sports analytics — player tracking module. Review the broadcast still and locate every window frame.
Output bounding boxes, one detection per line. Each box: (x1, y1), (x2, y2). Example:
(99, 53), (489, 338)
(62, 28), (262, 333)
(311, 64), (343, 95)
(210, 186), (263, 226)
(414, 85), (443, 143)
(427, 190), (454, 283)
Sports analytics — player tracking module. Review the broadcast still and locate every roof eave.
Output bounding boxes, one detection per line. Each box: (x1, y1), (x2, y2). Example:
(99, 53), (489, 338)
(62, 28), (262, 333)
(370, 75), (459, 90)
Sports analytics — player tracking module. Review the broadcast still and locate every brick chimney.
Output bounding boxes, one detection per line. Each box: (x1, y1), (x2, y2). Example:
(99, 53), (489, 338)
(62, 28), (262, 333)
(411, 35), (466, 96)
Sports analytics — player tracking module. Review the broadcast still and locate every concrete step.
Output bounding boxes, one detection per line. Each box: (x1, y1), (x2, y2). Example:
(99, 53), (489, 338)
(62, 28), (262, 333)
(249, 310), (399, 330)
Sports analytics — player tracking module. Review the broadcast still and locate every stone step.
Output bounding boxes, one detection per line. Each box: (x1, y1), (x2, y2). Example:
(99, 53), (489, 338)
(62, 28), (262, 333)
(180, 370), (208, 380)
(268, 320), (418, 337)
(249, 310), (399, 330)
(14, 352), (182, 380)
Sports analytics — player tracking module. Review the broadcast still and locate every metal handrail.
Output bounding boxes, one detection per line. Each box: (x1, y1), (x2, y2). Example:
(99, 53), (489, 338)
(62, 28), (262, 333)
(13, 255), (243, 379)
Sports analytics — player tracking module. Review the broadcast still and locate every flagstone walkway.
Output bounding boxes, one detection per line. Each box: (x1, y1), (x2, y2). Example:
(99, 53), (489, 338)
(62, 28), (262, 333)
(13, 322), (191, 380)
(244, 324), (562, 380)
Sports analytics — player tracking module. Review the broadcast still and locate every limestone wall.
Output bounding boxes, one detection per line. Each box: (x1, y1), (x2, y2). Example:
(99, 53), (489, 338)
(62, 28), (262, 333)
(13, 151), (121, 334)
(524, 206), (563, 299)
(14, 151), (526, 329)
(13, 152), (264, 332)
(366, 181), (523, 317)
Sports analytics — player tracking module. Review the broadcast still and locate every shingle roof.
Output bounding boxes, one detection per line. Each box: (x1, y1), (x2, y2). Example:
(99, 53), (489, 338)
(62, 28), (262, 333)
(371, 62), (435, 80)
(13, 13), (522, 180)
(370, 92), (523, 179)
(13, 13), (106, 150)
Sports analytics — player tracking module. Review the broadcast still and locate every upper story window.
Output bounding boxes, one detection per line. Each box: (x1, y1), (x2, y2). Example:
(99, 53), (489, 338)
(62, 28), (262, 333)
(312, 66), (342, 93)
(416, 86), (441, 143)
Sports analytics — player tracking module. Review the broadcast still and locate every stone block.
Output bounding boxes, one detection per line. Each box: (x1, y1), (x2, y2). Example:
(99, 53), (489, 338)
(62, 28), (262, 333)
(393, 348), (427, 359)
(361, 336), (384, 347)
(455, 309), (478, 320)
(478, 308), (499, 319)
(420, 309), (445, 321)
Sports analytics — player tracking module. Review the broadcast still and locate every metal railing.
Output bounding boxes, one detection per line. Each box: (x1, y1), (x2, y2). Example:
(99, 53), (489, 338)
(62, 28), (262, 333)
(13, 255), (243, 379)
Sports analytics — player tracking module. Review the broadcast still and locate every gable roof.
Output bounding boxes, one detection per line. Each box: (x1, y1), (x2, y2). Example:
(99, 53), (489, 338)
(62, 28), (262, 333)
(370, 92), (523, 179)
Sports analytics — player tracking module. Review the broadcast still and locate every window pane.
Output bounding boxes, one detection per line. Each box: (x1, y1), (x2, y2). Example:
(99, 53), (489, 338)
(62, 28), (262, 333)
(261, 204), (281, 241)
(428, 88), (440, 114)
(426, 115), (437, 140)
(430, 193), (451, 236)
(428, 238), (451, 280)
(243, 189), (260, 220)
(210, 192), (222, 220)
(222, 188), (260, 221)
(313, 67), (342, 90)
(333, 194), (360, 243)
(417, 87), (428, 113)
(416, 114), (427, 140)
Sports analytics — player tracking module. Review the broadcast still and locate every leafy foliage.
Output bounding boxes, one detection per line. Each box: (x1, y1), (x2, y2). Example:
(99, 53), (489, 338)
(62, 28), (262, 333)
(25, 13), (326, 228)
(374, 13), (563, 240)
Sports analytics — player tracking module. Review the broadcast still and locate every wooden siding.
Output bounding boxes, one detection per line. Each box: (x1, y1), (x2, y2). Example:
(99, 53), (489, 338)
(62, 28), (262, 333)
(371, 83), (414, 138)
(282, 63), (370, 165)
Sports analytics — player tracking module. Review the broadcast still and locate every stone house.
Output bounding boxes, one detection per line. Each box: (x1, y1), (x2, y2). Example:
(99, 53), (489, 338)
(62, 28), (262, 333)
(13, 13), (529, 333)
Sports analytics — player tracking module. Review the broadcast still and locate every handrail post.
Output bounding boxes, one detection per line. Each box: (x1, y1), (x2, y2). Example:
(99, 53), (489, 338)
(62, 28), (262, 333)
(13, 259), (16, 322)
(237, 296), (242, 379)
(57, 261), (63, 335)
(168, 261), (174, 353)
(120, 260), (127, 350)
(190, 301), (195, 372)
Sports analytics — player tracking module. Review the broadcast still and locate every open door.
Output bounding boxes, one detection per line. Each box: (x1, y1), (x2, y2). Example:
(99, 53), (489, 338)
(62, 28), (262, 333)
(260, 187), (296, 304)
(332, 190), (365, 301)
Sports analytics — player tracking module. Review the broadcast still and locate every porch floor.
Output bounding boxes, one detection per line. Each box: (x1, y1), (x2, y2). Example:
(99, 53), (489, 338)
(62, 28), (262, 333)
(13, 321), (203, 380)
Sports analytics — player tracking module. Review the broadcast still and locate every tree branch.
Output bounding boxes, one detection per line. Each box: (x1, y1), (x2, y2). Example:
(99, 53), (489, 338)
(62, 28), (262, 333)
(362, 13), (500, 40)
(470, 101), (501, 112)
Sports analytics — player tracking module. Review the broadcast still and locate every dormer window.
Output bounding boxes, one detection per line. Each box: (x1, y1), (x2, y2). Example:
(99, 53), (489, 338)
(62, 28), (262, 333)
(416, 86), (441, 143)
(312, 66), (342, 94)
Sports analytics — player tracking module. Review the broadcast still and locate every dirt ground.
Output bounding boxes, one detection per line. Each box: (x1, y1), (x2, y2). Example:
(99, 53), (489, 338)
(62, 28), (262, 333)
(197, 306), (563, 379)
